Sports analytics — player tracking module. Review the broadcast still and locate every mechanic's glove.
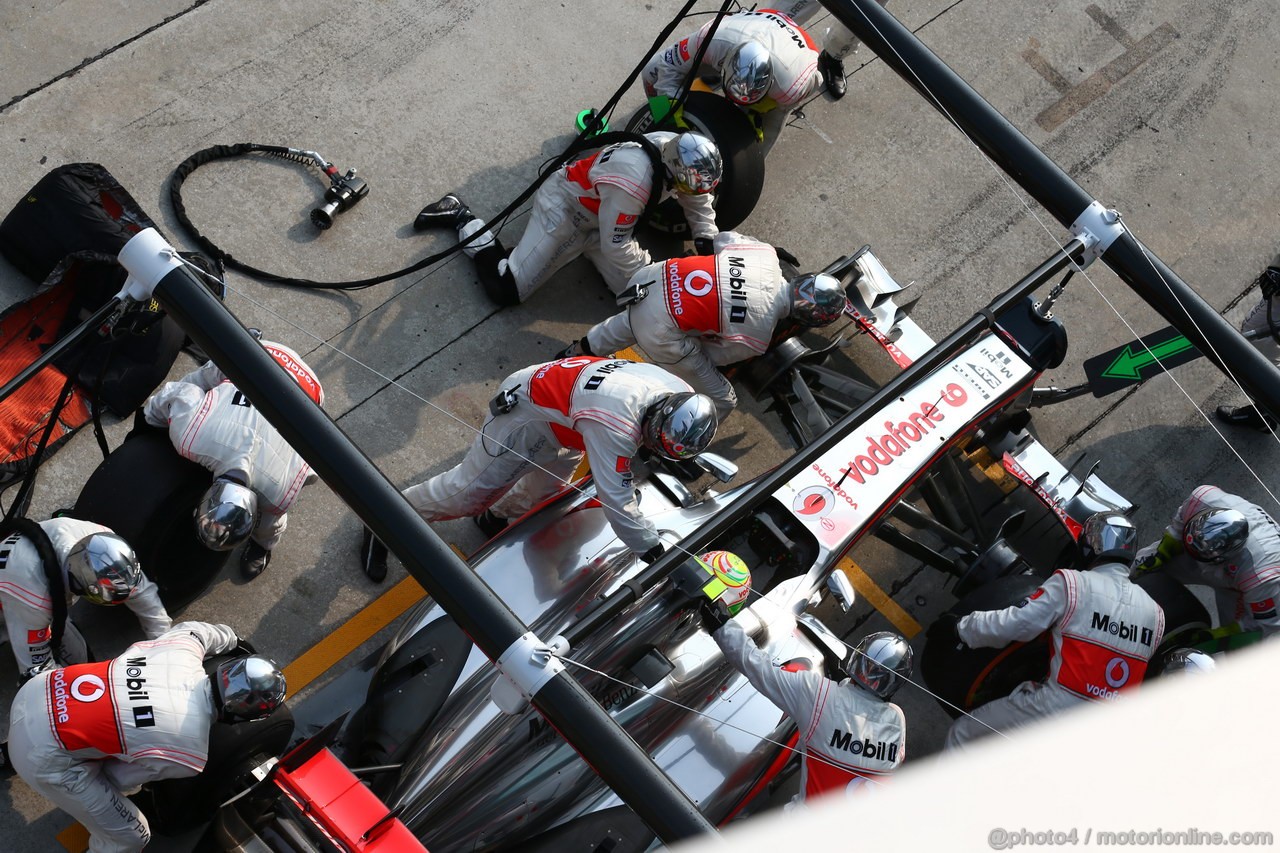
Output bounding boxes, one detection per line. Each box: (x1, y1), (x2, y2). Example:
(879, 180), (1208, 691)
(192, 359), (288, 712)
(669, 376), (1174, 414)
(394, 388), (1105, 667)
(648, 95), (689, 129)
(1134, 532), (1183, 574)
(700, 599), (732, 633)
(1260, 265), (1280, 299)
(640, 544), (665, 565)
(930, 613), (967, 651)
(234, 636), (258, 656)
(773, 246), (800, 267)
(693, 236), (714, 256)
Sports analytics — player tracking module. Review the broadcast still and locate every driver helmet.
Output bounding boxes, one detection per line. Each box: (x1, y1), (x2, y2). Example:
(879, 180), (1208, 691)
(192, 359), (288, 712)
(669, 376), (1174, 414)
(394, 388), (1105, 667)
(722, 40), (772, 106)
(194, 477), (258, 551)
(661, 132), (722, 195)
(789, 273), (850, 327)
(846, 631), (913, 700)
(65, 533), (143, 606)
(212, 655), (287, 722)
(697, 550), (753, 615)
(641, 392), (719, 461)
(1081, 511), (1139, 566)
(1161, 648), (1217, 676)
(1183, 508), (1249, 563)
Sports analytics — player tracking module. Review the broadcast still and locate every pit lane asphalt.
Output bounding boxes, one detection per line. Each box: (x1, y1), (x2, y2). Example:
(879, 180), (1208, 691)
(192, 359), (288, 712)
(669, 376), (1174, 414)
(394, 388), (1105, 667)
(3, 0), (1279, 849)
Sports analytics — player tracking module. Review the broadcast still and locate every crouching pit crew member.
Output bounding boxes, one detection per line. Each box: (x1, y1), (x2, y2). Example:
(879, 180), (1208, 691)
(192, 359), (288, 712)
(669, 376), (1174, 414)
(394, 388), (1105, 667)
(0, 517), (170, 682)
(941, 511), (1165, 748)
(360, 358), (717, 582)
(1135, 484), (1280, 639)
(143, 337), (324, 579)
(413, 131), (721, 304)
(697, 551), (908, 801)
(560, 231), (849, 418)
(7, 621), (285, 852)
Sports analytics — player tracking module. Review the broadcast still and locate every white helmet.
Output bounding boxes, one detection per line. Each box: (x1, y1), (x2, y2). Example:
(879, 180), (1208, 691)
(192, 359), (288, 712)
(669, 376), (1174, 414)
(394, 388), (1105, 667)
(1183, 508), (1249, 563)
(661, 132), (722, 195)
(65, 533), (143, 606)
(789, 273), (849, 327)
(641, 392), (719, 460)
(847, 631), (913, 700)
(194, 477), (258, 551)
(722, 40), (772, 105)
(212, 655), (287, 722)
(1081, 511), (1139, 566)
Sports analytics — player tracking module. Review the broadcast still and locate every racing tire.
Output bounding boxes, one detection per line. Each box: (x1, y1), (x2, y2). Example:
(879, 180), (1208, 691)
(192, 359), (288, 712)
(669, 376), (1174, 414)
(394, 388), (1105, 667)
(622, 91), (765, 233)
(919, 574), (1050, 719)
(72, 428), (230, 609)
(139, 689), (295, 836)
(1133, 571), (1212, 656)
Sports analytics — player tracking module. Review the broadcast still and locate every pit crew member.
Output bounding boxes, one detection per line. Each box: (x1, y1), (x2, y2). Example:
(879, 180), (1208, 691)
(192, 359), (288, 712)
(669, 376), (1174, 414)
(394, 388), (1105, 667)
(413, 131), (721, 305)
(0, 517), (170, 682)
(143, 338), (324, 579)
(941, 511), (1165, 748)
(560, 231), (849, 417)
(700, 556), (909, 800)
(641, 9), (821, 152)
(1217, 256), (1279, 431)
(360, 358), (717, 581)
(1136, 484), (1280, 638)
(7, 620), (285, 852)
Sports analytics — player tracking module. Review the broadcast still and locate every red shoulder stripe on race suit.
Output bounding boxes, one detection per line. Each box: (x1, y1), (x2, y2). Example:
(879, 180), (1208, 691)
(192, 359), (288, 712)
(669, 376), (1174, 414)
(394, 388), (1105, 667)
(760, 9), (819, 50)
(777, 60), (820, 104)
(262, 344), (324, 406)
(1237, 565), (1280, 592)
(1183, 484), (1220, 518)
(573, 407), (642, 443)
(528, 358), (608, 451)
(594, 174), (652, 206)
(48, 659), (124, 754)
(661, 256), (722, 334)
(1058, 569), (1079, 627)
(178, 387), (217, 459)
(0, 580), (52, 611)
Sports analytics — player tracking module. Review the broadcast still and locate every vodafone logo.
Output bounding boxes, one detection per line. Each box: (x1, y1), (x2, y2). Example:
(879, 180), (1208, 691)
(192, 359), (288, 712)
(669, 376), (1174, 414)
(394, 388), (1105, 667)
(792, 485), (834, 518)
(71, 674), (106, 703)
(1104, 657), (1130, 689)
(683, 270), (714, 297)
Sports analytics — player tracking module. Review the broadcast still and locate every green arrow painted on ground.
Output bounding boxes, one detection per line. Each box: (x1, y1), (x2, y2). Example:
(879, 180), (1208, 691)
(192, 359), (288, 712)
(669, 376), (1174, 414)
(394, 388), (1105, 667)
(1102, 335), (1196, 380)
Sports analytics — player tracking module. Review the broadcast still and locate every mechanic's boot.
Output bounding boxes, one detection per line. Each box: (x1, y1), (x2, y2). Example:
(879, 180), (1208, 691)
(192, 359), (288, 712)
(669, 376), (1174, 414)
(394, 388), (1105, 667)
(474, 509), (509, 539)
(0, 741), (13, 779)
(818, 51), (847, 100)
(360, 526), (389, 583)
(414, 193), (473, 231)
(555, 337), (594, 359)
(1215, 404), (1277, 433)
(241, 542), (272, 579)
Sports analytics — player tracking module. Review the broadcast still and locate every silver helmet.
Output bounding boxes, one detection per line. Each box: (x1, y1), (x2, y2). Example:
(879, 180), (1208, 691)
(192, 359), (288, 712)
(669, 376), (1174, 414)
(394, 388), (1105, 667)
(1161, 648), (1216, 676)
(1082, 511), (1139, 566)
(661, 132), (722, 195)
(790, 273), (850, 327)
(194, 477), (258, 551)
(847, 631), (913, 700)
(65, 533), (142, 606)
(641, 392), (719, 460)
(722, 40), (772, 105)
(1184, 508), (1249, 563)
(213, 655), (287, 722)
